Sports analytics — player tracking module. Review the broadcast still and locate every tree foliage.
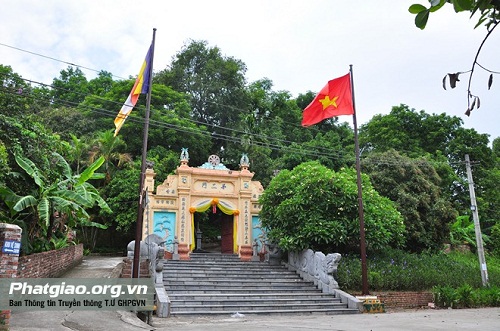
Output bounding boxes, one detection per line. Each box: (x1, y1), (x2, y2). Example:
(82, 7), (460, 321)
(1, 40), (498, 255)
(362, 150), (458, 252)
(409, 0), (500, 30)
(409, 1), (500, 115)
(260, 161), (405, 253)
(0, 152), (109, 253)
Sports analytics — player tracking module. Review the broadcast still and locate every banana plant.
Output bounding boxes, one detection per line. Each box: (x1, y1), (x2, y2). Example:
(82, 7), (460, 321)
(0, 152), (110, 248)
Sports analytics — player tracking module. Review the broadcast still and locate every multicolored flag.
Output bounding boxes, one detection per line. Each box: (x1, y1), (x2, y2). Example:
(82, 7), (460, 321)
(113, 44), (153, 136)
(301, 73), (354, 126)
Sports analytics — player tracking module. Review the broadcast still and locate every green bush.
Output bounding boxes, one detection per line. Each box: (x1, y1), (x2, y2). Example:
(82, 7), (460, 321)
(431, 285), (500, 308)
(433, 285), (458, 308)
(337, 249), (500, 291)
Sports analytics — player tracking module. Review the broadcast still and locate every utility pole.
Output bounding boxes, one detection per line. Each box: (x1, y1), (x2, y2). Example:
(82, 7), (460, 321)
(465, 154), (489, 287)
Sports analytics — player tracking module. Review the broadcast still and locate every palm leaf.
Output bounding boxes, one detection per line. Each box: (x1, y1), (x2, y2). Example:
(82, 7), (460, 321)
(54, 189), (90, 206)
(37, 197), (50, 228)
(13, 195), (38, 212)
(0, 186), (22, 210)
(51, 152), (72, 180)
(15, 153), (44, 187)
(77, 156), (105, 185)
(79, 220), (108, 229)
(50, 196), (89, 218)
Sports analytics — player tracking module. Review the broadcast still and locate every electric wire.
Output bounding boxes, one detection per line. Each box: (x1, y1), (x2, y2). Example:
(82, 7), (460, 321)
(0, 48), (488, 168)
(0, 80), (481, 169)
(0, 42), (352, 159)
(2, 73), (351, 160)
(0, 84), (350, 162)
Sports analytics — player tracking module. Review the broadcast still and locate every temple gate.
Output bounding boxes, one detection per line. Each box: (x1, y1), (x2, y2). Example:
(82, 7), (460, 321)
(142, 149), (264, 261)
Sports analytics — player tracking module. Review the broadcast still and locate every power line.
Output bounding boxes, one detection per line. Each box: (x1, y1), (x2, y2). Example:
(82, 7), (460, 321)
(0, 68), (486, 169)
(0, 42), (127, 80)
(0, 71), (353, 159)
(0, 42), (352, 159)
(0, 83), (350, 163)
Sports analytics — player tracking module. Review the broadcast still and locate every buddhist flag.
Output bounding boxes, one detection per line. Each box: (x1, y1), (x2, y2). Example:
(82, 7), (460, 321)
(301, 73), (354, 127)
(113, 44), (154, 136)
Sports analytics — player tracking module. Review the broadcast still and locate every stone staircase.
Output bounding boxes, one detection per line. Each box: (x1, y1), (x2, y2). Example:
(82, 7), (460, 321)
(162, 252), (359, 316)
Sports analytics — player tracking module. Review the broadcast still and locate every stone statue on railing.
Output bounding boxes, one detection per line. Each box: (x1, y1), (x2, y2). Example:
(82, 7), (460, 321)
(288, 249), (341, 293)
(126, 234), (165, 284)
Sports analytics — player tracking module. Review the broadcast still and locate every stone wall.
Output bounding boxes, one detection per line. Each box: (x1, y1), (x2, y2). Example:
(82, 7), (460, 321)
(17, 244), (84, 278)
(375, 291), (433, 309)
(120, 258), (150, 278)
(352, 291), (433, 309)
(0, 223), (22, 330)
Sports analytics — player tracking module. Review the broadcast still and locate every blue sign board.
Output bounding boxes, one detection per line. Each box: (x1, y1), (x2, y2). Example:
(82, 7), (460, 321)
(2, 240), (21, 254)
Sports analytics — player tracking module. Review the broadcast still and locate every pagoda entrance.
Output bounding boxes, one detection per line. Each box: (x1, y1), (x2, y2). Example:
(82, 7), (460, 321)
(220, 214), (234, 254)
(142, 151), (264, 261)
(194, 209), (234, 254)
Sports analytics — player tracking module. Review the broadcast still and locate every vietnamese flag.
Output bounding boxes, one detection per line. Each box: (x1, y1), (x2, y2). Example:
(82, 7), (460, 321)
(301, 73), (354, 126)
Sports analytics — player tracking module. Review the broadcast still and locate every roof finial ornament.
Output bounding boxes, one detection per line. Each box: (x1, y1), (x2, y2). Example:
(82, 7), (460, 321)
(239, 153), (250, 170)
(180, 148), (189, 166)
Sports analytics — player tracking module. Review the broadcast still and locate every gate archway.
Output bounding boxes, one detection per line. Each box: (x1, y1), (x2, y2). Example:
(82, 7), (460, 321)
(141, 150), (264, 261)
(189, 198), (239, 254)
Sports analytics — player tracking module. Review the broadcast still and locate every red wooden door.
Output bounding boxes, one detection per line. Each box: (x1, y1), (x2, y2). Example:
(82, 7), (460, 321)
(220, 214), (233, 254)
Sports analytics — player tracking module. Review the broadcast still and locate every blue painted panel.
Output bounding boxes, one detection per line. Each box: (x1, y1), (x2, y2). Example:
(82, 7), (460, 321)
(153, 211), (176, 252)
(252, 216), (266, 253)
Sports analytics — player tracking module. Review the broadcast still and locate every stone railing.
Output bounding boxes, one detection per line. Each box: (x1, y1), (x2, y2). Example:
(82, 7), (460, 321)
(125, 234), (169, 318)
(286, 249), (363, 311)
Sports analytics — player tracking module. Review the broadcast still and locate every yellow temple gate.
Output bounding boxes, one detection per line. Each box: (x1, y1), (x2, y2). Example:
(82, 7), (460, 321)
(142, 149), (264, 261)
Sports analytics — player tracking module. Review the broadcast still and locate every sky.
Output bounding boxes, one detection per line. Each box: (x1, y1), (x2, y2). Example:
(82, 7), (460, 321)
(1, 0), (499, 142)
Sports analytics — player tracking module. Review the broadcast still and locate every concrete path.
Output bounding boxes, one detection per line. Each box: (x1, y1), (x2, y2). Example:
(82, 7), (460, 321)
(9, 255), (154, 331)
(8, 256), (500, 330)
(152, 308), (500, 331)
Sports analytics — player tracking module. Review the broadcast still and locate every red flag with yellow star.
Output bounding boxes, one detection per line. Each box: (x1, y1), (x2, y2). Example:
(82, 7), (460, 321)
(301, 73), (354, 126)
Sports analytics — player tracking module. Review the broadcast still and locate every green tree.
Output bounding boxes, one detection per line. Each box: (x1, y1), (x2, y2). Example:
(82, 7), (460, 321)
(51, 66), (89, 106)
(89, 130), (131, 182)
(362, 150), (458, 251)
(88, 71), (114, 96)
(0, 153), (109, 253)
(260, 161), (405, 253)
(360, 104), (463, 157)
(100, 160), (140, 231)
(38, 106), (97, 140)
(155, 40), (248, 152)
(359, 104), (494, 218)
(0, 65), (34, 117)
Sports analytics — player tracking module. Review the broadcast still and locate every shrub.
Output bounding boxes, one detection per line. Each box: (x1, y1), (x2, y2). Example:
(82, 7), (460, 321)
(336, 249), (500, 291)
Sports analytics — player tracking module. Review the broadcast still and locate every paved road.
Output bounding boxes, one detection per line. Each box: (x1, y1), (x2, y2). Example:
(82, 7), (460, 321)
(151, 308), (500, 331)
(9, 255), (153, 331)
(8, 256), (500, 330)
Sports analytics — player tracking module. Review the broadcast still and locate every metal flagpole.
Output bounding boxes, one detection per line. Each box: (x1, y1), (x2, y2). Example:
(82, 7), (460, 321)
(349, 64), (369, 295)
(132, 28), (156, 278)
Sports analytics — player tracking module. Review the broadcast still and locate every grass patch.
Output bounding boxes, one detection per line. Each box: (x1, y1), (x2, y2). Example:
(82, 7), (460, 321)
(337, 249), (500, 291)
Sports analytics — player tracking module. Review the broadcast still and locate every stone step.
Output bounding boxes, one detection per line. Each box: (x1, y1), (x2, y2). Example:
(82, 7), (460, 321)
(189, 253), (241, 260)
(164, 284), (317, 290)
(170, 302), (347, 312)
(165, 278), (310, 285)
(163, 269), (300, 279)
(164, 276), (300, 282)
(170, 297), (341, 305)
(164, 261), (283, 268)
(168, 292), (336, 301)
(171, 308), (359, 316)
(165, 288), (323, 294)
(162, 253), (357, 316)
